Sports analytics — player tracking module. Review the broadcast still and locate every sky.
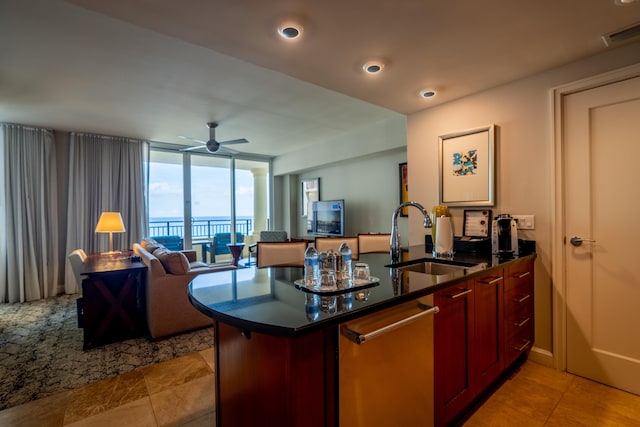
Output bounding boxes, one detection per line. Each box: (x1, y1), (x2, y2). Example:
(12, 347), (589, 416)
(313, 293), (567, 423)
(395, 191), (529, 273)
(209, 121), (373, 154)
(149, 162), (255, 219)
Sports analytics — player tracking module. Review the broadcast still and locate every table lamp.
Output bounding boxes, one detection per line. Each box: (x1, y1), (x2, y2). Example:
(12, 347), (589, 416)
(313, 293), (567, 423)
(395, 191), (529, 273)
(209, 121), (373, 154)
(95, 212), (126, 254)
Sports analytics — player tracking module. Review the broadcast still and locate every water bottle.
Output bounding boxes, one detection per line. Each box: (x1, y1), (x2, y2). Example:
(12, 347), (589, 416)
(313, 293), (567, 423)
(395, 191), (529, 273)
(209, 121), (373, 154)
(305, 293), (321, 321)
(339, 241), (352, 287)
(304, 243), (319, 286)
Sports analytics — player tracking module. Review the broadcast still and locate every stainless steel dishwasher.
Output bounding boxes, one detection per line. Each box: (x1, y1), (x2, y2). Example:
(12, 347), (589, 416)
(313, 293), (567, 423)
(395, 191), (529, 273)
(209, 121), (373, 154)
(339, 296), (438, 426)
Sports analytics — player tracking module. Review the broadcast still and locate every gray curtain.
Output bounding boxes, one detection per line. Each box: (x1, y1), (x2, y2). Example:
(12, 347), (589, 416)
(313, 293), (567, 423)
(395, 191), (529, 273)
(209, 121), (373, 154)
(0, 124), (59, 303)
(64, 132), (149, 294)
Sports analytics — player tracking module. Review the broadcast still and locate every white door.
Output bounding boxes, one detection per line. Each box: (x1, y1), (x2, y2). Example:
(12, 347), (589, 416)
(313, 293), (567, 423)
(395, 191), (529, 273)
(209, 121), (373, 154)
(564, 75), (640, 395)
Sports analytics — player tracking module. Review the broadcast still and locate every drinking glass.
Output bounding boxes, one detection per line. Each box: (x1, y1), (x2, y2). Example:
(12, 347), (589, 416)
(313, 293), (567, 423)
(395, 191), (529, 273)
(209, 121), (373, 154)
(317, 269), (338, 291)
(352, 263), (370, 283)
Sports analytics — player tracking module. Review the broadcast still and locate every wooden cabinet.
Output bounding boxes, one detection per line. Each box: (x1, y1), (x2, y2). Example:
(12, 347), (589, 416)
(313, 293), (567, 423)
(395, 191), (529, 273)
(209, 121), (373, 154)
(81, 256), (147, 349)
(434, 280), (475, 427)
(435, 258), (535, 427)
(473, 270), (504, 391)
(504, 257), (535, 367)
(434, 270), (504, 427)
(215, 321), (336, 427)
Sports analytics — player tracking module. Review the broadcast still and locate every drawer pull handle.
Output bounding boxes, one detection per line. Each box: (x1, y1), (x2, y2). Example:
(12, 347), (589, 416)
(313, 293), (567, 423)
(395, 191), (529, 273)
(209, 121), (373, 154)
(444, 288), (472, 299)
(341, 303), (440, 344)
(513, 317), (530, 328)
(511, 340), (531, 352)
(479, 276), (503, 285)
(515, 271), (531, 279)
(514, 294), (531, 303)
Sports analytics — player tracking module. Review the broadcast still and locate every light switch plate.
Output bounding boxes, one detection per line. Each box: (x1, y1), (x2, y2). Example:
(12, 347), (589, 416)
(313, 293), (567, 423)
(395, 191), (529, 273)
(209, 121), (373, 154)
(512, 215), (535, 230)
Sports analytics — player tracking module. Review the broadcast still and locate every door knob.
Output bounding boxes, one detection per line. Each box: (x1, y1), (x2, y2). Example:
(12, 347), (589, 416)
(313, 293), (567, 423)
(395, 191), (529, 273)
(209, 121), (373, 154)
(569, 236), (596, 247)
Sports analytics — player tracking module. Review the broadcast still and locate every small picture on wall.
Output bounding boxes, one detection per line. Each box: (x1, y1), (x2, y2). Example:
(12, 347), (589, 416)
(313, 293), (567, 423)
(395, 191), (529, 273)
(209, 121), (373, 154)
(301, 178), (320, 217)
(399, 162), (408, 216)
(439, 124), (495, 207)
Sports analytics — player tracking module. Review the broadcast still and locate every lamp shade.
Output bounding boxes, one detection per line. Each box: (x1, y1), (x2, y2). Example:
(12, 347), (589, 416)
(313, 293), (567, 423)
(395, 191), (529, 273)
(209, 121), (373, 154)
(95, 212), (126, 233)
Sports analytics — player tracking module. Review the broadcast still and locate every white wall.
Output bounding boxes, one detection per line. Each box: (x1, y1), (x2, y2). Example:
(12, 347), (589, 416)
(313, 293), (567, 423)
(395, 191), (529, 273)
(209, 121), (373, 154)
(273, 113), (409, 240)
(273, 115), (406, 176)
(296, 148), (407, 239)
(406, 41), (640, 354)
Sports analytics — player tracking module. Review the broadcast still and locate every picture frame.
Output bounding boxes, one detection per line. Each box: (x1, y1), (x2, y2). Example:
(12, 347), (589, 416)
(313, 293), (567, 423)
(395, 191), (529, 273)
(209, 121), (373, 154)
(438, 124), (495, 207)
(462, 209), (492, 238)
(399, 162), (409, 217)
(301, 178), (320, 217)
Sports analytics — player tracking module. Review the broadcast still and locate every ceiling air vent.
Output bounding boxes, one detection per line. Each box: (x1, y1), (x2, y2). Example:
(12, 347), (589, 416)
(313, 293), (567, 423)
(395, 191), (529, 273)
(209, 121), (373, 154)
(602, 22), (640, 46)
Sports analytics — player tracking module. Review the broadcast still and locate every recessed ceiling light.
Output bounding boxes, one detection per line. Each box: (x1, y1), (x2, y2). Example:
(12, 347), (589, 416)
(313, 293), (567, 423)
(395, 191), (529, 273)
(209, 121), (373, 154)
(362, 60), (385, 74)
(277, 21), (303, 40)
(419, 89), (437, 99)
(615, 0), (639, 4)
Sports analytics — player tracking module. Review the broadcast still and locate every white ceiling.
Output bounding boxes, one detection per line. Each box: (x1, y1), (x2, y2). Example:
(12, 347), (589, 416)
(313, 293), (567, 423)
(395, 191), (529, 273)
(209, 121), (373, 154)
(2, 0), (639, 157)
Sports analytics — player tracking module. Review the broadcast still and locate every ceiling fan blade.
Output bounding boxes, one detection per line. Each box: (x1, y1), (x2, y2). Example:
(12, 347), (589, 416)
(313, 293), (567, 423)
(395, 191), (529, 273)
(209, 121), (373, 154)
(219, 138), (249, 145)
(180, 145), (207, 152)
(178, 135), (206, 144)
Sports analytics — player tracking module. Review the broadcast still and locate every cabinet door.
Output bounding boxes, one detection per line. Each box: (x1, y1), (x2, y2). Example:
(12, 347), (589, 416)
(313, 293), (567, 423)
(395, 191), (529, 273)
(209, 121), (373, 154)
(434, 281), (475, 427)
(216, 322), (332, 427)
(473, 270), (504, 392)
(81, 268), (146, 349)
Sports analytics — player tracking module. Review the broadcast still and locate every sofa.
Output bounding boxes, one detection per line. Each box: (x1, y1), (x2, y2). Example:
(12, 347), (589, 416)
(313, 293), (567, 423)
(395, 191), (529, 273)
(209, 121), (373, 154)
(133, 238), (236, 339)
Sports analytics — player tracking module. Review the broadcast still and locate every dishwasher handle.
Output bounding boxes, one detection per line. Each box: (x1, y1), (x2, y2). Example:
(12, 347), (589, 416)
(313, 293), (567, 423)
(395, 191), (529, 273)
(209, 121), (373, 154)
(341, 303), (440, 345)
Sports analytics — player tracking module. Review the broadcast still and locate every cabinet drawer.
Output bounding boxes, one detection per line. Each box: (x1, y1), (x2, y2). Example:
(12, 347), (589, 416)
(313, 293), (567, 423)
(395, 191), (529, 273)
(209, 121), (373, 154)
(475, 270), (504, 288)
(505, 324), (534, 366)
(504, 283), (534, 314)
(504, 259), (533, 294)
(505, 304), (533, 340)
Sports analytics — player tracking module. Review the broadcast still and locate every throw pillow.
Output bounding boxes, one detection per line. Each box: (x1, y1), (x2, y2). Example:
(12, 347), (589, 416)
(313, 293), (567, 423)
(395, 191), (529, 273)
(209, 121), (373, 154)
(141, 237), (162, 253)
(154, 248), (190, 275)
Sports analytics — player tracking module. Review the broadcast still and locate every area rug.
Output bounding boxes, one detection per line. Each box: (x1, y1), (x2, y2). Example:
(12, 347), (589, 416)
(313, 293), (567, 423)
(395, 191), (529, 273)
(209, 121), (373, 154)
(0, 294), (214, 411)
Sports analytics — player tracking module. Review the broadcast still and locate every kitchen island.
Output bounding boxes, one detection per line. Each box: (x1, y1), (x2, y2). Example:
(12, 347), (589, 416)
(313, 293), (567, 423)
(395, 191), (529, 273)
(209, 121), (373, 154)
(188, 245), (536, 426)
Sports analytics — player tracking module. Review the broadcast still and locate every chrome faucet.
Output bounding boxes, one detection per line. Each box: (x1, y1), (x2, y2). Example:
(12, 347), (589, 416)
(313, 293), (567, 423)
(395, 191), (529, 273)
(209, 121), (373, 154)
(390, 201), (432, 264)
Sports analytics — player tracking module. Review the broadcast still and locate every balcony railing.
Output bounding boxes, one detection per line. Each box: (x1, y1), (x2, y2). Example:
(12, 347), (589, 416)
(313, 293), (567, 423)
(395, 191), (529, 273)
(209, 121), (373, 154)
(149, 218), (253, 239)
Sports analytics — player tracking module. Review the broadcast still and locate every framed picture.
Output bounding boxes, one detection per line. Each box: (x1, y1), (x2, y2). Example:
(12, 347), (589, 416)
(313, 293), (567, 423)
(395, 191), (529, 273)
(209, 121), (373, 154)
(438, 124), (495, 207)
(301, 178), (320, 216)
(399, 162), (409, 216)
(463, 209), (492, 238)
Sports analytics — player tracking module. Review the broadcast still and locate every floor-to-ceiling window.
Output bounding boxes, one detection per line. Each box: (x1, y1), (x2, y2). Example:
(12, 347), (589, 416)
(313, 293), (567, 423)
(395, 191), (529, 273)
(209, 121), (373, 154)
(148, 146), (271, 263)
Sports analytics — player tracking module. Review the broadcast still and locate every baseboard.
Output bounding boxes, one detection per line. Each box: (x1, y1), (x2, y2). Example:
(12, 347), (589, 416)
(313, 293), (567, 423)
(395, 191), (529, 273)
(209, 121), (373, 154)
(528, 346), (554, 368)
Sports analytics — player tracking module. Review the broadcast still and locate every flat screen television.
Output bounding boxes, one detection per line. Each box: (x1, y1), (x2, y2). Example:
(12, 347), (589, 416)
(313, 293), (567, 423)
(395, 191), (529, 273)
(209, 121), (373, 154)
(308, 199), (345, 236)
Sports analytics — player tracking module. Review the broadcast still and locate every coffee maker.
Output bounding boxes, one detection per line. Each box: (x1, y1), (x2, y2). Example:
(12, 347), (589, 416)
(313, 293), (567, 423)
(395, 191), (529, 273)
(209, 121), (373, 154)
(491, 214), (518, 255)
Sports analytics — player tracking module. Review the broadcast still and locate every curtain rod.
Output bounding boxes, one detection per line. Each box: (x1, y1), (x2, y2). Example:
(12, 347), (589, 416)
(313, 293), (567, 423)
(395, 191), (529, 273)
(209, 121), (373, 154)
(1, 122), (54, 132)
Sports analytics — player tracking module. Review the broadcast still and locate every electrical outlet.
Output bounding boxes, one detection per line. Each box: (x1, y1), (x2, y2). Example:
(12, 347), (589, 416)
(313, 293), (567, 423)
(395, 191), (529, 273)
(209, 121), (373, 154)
(512, 215), (535, 230)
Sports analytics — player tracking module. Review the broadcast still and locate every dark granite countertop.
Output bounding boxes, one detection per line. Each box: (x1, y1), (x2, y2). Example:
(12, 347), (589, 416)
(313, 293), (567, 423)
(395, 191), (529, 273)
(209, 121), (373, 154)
(188, 245), (536, 337)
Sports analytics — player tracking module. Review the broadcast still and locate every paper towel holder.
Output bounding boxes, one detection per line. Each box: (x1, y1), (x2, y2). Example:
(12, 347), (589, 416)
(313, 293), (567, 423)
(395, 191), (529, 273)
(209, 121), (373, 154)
(433, 216), (454, 259)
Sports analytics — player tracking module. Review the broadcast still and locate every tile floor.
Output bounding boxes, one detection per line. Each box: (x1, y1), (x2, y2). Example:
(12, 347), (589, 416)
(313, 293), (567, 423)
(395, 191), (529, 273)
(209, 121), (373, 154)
(1, 355), (639, 426)
(465, 361), (640, 427)
(0, 348), (216, 427)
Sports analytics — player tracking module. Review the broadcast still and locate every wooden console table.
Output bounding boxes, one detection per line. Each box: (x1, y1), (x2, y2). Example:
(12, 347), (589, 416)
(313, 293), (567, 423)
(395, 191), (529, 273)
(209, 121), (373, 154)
(81, 254), (147, 349)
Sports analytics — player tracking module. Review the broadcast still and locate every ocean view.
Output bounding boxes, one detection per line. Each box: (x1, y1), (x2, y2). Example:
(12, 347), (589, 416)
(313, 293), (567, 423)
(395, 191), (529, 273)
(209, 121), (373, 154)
(149, 216), (254, 238)
(150, 216), (252, 222)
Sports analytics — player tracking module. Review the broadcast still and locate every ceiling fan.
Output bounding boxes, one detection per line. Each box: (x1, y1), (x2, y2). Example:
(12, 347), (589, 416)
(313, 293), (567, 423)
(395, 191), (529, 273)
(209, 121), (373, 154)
(179, 122), (249, 153)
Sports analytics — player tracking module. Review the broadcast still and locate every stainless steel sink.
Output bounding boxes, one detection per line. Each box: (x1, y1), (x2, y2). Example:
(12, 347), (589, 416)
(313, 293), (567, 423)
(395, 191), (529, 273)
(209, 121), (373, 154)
(399, 261), (468, 275)
(387, 258), (480, 276)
